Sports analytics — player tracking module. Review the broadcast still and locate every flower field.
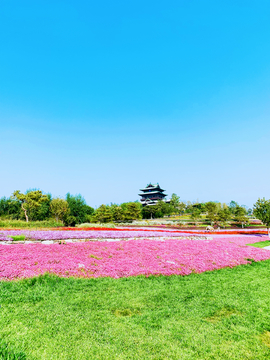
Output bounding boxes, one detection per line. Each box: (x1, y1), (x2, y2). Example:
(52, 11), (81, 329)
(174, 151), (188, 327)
(0, 227), (268, 242)
(0, 229), (195, 241)
(1, 227), (270, 280)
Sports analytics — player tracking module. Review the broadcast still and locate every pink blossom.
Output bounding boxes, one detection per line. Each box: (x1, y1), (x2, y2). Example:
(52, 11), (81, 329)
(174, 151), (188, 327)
(0, 234), (269, 280)
(0, 229), (195, 241)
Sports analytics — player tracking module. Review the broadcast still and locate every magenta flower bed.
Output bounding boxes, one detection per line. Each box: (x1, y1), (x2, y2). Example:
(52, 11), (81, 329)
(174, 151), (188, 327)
(1, 235), (270, 280)
(0, 229), (194, 241)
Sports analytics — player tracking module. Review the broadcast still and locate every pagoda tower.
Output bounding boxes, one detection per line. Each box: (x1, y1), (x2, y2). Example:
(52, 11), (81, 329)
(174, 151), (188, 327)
(139, 183), (170, 206)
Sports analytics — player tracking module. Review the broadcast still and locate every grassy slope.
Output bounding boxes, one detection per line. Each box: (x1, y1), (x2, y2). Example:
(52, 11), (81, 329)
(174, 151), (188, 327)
(1, 262), (270, 359)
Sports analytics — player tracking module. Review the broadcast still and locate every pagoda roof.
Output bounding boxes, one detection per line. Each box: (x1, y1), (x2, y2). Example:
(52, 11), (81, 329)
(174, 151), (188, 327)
(140, 184), (165, 192)
(139, 191), (167, 196)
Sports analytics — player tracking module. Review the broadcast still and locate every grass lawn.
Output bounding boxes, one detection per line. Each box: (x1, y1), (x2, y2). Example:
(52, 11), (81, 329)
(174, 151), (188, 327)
(1, 261), (270, 359)
(247, 240), (270, 248)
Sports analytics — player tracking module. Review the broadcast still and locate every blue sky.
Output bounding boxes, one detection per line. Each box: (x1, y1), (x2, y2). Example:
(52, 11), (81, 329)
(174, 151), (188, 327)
(0, 0), (270, 207)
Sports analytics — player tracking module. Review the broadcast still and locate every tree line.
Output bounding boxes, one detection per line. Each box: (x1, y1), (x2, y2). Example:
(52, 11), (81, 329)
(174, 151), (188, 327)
(0, 190), (146, 225)
(0, 190), (270, 230)
(0, 191), (94, 226)
(0, 191), (184, 224)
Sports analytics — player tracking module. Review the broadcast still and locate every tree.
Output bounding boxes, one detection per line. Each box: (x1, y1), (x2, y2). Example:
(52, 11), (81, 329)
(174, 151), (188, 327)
(112, 206), (125, 222)
(170, 193), (180, 212)
(0, 197), (21, 219)
(31, 193), (52, 221)
(156, 200), (174, 217)
(124, 202), (142, 221)
(190, 209), (201, 225)
(50, 198), (70, 222)
(141, 201), (173, 219)
(192, 203), (206, 214)
(217, 208), (231, 228)
(12, 190), (48, 222)
(185, 201), (193, 214)
(0, 197), (10, 216)
(229, 201), (238, 214)
(142, 205), (157, 219)
(234, 205), (249, 228)
(253, 198), (270, 236)
(205, 202), (218, 214)
(85, 205), (95, 216)
(66, 193), (94, 224)
(205, 202), (218, 225)
(178, 202), (186, 215)
(93, 205), (113, 223)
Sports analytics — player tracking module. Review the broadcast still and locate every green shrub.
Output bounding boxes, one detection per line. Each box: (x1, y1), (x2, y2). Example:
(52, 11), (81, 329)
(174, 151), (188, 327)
(8, 235), (26, 241)
(63, 216), (77, 227)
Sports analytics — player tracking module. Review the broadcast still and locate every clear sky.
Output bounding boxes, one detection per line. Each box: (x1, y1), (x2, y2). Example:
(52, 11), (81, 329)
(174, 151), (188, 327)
(0, 1), (270, 208)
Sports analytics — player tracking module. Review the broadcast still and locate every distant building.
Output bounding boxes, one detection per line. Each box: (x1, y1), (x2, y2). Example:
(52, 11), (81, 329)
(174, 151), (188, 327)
(139, 183), (171, 206)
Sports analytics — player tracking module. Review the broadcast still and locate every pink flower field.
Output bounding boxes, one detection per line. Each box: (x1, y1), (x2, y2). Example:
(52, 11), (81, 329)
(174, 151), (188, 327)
(0, 229), (193, 241)
(1, 233), (270, 280)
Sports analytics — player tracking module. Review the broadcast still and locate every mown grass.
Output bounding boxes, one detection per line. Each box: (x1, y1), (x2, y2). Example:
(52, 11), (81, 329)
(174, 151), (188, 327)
(1, 261), (270, 359)
(0, 341), (26, 360)
(247, 240), (270, 248)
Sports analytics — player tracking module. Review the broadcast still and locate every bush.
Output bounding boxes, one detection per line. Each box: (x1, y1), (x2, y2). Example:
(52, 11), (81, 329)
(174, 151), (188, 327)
(8, 235), (26, 241)
(63, 216), (77, 227)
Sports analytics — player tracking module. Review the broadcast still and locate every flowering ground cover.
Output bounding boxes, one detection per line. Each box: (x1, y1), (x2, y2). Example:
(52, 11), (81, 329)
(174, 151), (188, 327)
(0, 228), (201, 241)
(0, 229), (189, 241)
(47, 227), (270, 235)
(0, 227), (268, 242)
(1, 233), (270, 280)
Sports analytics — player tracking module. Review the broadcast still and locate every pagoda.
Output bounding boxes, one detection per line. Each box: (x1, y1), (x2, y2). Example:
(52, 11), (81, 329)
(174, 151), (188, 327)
(139, 183), (170, 206)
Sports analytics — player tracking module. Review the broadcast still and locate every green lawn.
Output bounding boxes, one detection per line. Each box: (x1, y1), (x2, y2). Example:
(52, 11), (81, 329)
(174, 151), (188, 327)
(247, 241), (270, 248)
(1, 261), (270, 359)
